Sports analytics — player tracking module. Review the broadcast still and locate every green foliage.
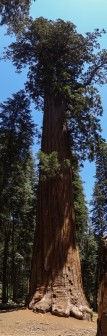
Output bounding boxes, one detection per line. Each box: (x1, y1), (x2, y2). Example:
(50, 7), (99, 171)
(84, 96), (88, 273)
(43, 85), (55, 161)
(72, 157), (98, 309)
(72, 157), (88, 248)
(71, 156), (99, 309)
(5, 17), (107, 160)
(0, 153), (37, 302)
(81, 228), (98, 309)
(90, 142), (107, 309)
(91, 142), (107, 236)
(38, 151), (70, 180)
(0, 0), (35, 34)
(0, 90), (35, 164)
(0, 90), (37, 303)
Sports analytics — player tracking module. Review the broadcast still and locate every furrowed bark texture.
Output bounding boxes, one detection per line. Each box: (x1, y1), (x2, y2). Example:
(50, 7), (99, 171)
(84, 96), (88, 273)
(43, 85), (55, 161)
(97, 236), (107, 336)
(29, 95), (92, 320)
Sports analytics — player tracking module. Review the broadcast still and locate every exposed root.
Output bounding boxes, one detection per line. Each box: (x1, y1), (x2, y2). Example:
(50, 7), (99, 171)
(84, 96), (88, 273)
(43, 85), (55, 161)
(70, 304), (83, 319)
(79, 305), (93, 321)
(29, 287), (93, 320)
(33, 291), (52, 313)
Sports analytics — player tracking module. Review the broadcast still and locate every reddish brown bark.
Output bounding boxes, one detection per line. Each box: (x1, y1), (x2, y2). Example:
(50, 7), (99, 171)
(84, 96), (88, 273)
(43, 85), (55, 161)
(97, 236), (107, 336)
(29, 95), (92, 319)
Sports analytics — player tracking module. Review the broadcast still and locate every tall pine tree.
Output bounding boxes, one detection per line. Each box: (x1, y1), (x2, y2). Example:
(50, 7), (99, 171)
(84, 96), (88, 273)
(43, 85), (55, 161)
(0, 90), (36, 303)
(72, 157), (88, 250)
(90, 142), (107, 311)
(91, 142), (107, 237)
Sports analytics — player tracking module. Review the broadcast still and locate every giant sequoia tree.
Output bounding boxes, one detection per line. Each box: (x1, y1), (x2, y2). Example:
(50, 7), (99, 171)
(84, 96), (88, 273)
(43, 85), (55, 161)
(4, 18), (107, 318)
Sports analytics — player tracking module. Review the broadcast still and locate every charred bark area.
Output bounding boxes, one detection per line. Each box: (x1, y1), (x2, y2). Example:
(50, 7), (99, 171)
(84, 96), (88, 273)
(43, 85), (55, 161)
(97, 236), (107, 336)
(29, 95), (92, 319)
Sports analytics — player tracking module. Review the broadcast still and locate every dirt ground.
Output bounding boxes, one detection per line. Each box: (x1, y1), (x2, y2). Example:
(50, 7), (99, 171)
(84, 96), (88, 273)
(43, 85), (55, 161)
(0, 308), (97, 336)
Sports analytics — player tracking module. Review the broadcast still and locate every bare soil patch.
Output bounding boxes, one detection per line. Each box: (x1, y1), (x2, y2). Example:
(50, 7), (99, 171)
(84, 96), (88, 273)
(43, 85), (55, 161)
(0, 308), (97, 336)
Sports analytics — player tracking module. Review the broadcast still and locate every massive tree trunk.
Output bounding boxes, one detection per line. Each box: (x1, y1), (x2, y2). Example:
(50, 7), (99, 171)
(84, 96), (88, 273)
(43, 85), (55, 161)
(29, 95), (92, 319)
(97, 236), (107, 336)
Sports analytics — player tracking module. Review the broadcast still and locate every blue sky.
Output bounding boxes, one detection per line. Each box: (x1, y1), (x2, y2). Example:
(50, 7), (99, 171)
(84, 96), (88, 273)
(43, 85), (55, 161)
(0, 0), (107, 208)
(32, 0), (107, 33)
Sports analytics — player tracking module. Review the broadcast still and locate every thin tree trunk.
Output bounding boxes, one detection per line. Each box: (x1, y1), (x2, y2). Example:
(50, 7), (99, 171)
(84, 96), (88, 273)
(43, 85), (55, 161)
(11, 215), (17, 302)
(2, 234), (9, 304)
(29, 95), (92, 319)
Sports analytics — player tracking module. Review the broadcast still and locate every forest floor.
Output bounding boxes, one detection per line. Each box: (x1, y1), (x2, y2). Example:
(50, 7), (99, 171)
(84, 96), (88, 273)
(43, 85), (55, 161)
(0, 307), (97, 336)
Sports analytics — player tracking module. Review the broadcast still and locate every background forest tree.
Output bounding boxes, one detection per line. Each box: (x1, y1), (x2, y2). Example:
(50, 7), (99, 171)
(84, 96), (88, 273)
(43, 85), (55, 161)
(0, 90), (37, 303)
(91, 142), (107, 238)
(89, 142), (107, 310)
(72, 158), (98, 310)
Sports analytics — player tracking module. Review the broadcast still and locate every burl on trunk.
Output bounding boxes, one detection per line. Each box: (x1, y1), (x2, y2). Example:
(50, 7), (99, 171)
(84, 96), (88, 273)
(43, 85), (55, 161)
(97, 236), (107, 336)
(29, 95), (92, 320)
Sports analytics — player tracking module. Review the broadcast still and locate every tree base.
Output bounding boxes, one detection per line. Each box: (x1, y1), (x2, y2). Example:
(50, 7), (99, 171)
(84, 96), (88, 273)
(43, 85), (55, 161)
(29, 286), (92, 320)
(29, 247), (93, 320)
